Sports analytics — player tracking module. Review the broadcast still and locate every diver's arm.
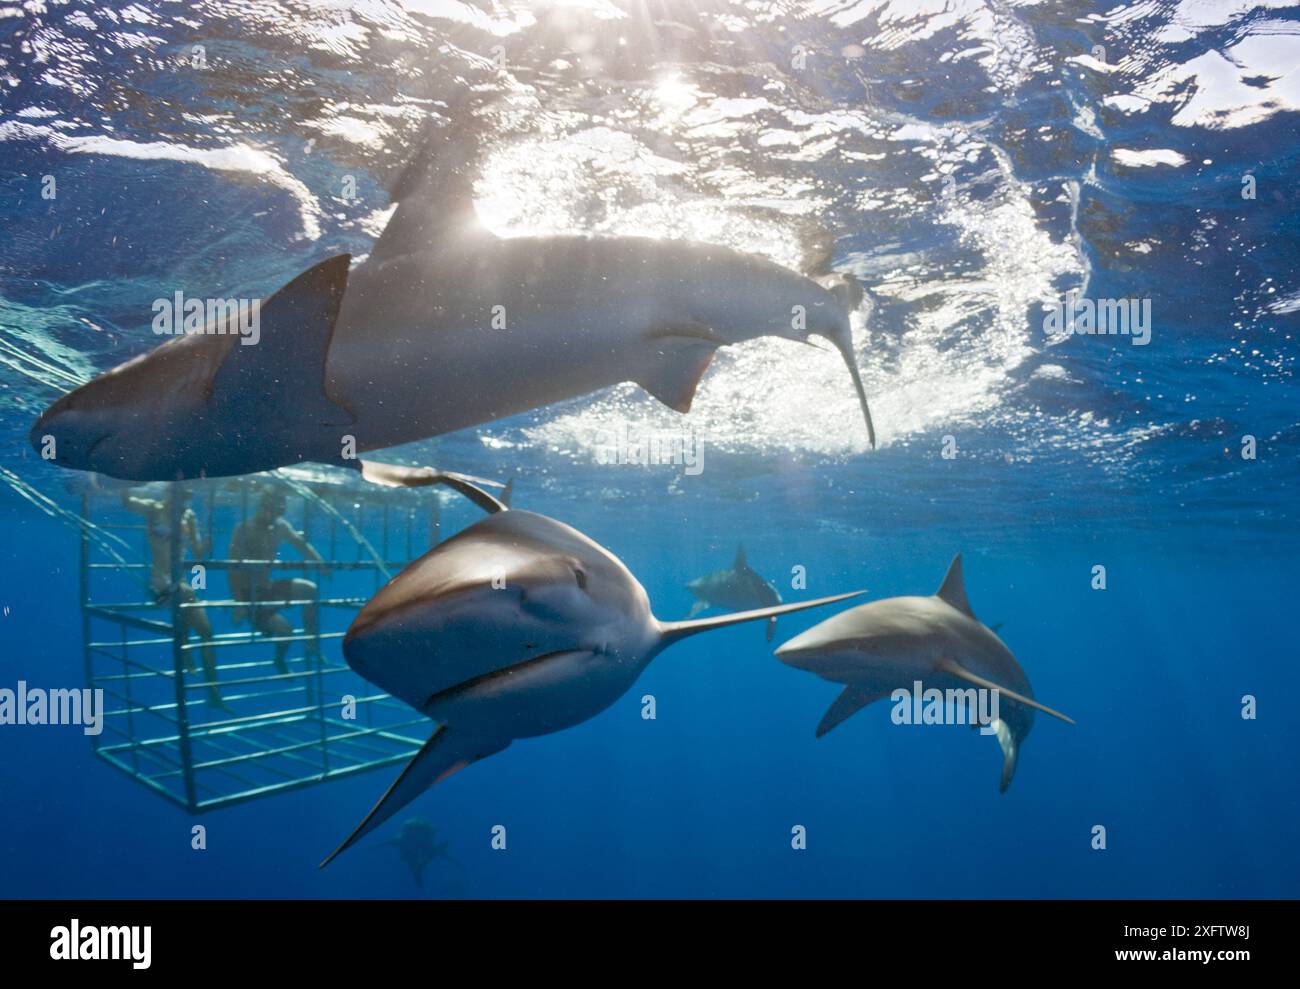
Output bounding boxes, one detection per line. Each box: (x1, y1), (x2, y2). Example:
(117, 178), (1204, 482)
(120, 492), (154, 516)
(182, 508), (209, 559)
(279, 519), (324, 563)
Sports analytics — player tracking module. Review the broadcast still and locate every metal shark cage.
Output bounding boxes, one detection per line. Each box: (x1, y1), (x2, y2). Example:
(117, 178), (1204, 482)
(76, 470), (443, 813)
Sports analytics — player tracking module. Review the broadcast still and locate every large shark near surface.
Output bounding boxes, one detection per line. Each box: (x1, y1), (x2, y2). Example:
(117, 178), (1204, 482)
(30, 115), (875, 485)
(320, 480), (864, 866)
(686, 544), (783, 641)
(774, 555), (1074, 792)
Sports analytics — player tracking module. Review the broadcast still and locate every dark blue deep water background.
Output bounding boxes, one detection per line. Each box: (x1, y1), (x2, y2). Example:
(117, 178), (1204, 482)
(1, 0), (1297, 898)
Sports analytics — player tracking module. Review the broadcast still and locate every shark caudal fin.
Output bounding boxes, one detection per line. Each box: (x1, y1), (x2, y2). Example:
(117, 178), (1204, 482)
(207, 255), (356, 442)
(353, 461), (509, 513)
(319, 726), (509, 868)
(657, 590), (865, 646)
(991, 719), (1020, 792)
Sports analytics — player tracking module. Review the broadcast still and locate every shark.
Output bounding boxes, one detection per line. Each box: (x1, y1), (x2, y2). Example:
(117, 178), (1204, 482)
(30, 118), (875, 486)
(380, 817), (459, 888)
(773, 554), (1074, 792)
(686, 544), (783, 641)
(320, 480), (864, 866)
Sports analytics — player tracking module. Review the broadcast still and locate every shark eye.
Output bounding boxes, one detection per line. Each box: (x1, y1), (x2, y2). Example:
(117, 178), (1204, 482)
(573, 568), (587, 590)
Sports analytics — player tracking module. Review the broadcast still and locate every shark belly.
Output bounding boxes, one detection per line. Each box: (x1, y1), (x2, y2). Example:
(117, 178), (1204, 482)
(326, 257), (653, 450)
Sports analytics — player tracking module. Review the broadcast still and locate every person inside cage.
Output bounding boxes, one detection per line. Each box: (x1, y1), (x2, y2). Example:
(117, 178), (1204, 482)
(121, 486), (228, 712)
(228, 489), (327, 677)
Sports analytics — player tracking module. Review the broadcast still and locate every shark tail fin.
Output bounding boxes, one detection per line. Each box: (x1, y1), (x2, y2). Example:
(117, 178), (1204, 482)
(992, 718), (1018, 793)
(319, 726), (509, 869)
(658, 590), (865, 646)
(354, 461), (508, 513)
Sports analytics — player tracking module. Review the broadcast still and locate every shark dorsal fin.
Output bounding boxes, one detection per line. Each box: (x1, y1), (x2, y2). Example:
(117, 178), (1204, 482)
(208, 254), (354, 428)
(934, 554), (976, 619)
(733, 543), (747, 571)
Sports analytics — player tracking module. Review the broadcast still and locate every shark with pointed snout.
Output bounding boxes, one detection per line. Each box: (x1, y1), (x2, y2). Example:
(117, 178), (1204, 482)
(380, 818), (458, 888)
(774, 555), (1074, 791)
(686, 544), (783, 641)
(30, 120), (875, 486)
(320, 481), (864, 866)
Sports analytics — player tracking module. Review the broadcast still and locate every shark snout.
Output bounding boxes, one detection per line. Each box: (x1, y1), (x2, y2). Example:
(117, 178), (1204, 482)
(30, 394), (111, 468)
(772, 626), (823, 658)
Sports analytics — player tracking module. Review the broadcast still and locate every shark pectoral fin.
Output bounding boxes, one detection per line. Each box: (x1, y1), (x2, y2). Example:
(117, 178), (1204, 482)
(208, 255), (355, 431)
(823, 329), (875, 450)
(353, 460), (508, 513)
(816, 684), (890, 737)
(636, 342), (716, 413)
(684, 600), (709, 620)
(319, 725), (509, 869)
(658, 589), (866, 645)
(936, 658), (1076, 726)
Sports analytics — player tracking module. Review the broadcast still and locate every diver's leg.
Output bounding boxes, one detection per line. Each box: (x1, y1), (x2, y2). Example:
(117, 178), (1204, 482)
(289, 578), (320, 659)
(182, 587), (229, 712)
(254, 607), (294, 674)
(290, 578), (321, 703)
(159, 586), (198, 674)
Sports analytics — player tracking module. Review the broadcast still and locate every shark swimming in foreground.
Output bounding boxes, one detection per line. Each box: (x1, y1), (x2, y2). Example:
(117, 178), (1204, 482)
(686, 544), (783, 641)
(30, 119), (875, 486)
(773, 555), (1074, 791)
(320, 481), (864, 866)
(381, 818), (458, 888)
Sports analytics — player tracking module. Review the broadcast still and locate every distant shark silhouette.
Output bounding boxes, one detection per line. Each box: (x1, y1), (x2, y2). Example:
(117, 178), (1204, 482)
(320, 480), (864, 866)
(31, 116), (874, 485)
(686, 544), (783, 641)
(774, 555), (1073, 791)
(380, 817), (459, 887)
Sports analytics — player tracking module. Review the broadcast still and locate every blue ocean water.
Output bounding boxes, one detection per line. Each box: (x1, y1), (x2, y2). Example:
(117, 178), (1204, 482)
(1, 0), (1297, 899)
